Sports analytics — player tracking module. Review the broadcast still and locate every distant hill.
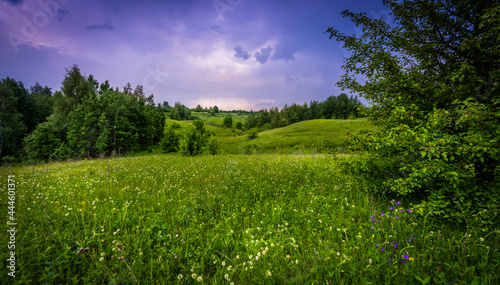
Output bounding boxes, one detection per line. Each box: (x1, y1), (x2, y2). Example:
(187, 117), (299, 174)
(161, 117), (375, 155)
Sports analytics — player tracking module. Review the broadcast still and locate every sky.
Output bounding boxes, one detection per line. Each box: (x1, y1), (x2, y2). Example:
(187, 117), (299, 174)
(0, 0), (392, 110)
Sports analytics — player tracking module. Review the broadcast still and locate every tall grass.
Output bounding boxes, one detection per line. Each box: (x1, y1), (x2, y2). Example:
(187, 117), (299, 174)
(1, 154), (498, 284)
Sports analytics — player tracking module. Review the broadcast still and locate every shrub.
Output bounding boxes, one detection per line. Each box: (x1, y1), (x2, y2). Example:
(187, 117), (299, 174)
(207, 135), (221, 155)
(246, 128), (259, 139)
(179, 124), (206, 156)
(235, 121), (243, 130)
(160, 127), (180, 153)
(223, 115), (233, 128)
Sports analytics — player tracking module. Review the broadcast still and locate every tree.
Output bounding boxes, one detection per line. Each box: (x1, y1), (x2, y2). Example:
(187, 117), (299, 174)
(223, 114), (233, 127)
(171, 102), (191, 120)
(179, 124), (205, 156)
(195, 104), (203, 112)
(0, 79), (26, 162)
(328, 0), (500, 224)
(213, 105), (219, 113)
(207, 135), (221, 155)
(160, 126), (180, 153)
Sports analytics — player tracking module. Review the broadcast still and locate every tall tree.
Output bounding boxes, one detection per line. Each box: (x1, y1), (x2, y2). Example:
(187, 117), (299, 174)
(0, 79), (26, 162)
(328, 0), (500, 224)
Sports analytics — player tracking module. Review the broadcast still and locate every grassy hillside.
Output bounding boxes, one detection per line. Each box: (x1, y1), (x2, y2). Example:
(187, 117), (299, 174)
(221, 118), (375, 154)
(161, 117), (375, 155)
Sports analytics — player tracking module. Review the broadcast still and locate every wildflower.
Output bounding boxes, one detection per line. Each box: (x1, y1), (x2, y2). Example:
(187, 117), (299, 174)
(295, 260), (298, 264)
(99, 257), (104, 262)
(197, 276), (202, 282)
(267, 270), (272, 276)
(178, 274), (183, 280)
(337, 252), (340, 256)
(222, 261), (226, 266)
(192, 273), (197, 279)
(225, 274), (230, 280)
(369, 259), (372, 264)
(382, 248), (385, 252)
(480, 237), (484, 242)
(236, 255), (240, 259)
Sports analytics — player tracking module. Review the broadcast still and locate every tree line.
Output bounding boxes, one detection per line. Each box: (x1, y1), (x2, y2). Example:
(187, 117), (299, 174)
(245, 93), (364, 131)
(1, 65), (165, 164)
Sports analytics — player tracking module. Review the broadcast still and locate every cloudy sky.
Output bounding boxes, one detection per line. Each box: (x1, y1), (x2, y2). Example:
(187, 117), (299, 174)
(0, 0), (391, 110)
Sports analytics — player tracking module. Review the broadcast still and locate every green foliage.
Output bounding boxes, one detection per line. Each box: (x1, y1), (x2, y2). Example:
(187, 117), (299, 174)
(0, 78), (26, 162)
(170, 102), (191, 120)
(23, 115), (68, 162)
(179, 123), (206, 156)
(207, 135), (221, 155)
(160, 126), (180, 153)
(244, 95), (363, 132)
(246, 127), (259, 139)
(235, 121), (243, 130)
(24, 68), (165, 161)
(328, 0), (500, 225)
(223, 114), (233, 128)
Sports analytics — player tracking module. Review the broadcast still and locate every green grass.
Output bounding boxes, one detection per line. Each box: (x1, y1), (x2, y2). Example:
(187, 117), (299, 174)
(222, 119), (375, 154)
(1, 154), (498, 284)
(162, 117), (375, 155)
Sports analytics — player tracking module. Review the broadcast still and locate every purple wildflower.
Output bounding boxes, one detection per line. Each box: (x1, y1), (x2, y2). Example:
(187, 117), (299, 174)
(404, 254), (409, 259)
(381, 212), (384, 215)
(382, 248), (385, 252)
(408, 209), (412, 213)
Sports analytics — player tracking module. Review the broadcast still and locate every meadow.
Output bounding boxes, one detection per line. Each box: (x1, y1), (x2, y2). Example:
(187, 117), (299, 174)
(162, 116), (376, 155)
(1, 153), (498, 284)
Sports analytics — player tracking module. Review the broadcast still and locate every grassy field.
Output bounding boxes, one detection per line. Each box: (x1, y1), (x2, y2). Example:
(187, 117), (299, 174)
(1, 154), (498, 284)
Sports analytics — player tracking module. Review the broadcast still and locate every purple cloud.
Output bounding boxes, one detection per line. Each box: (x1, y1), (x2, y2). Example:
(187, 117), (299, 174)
(56, 9), (70, 22)
(234, 45), (250, 60)
(254, 45), (272, 64)
(2, 0), (23, 6)
(272, 40), (302, 62)
(85, 19), (115, 31)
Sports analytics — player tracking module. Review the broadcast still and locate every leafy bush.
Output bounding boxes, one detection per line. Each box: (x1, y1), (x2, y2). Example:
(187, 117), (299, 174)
(235, 121), (243, 130)
(223, 115), (233, 128)
(179, 124), (206, 156)
(160, 127), (180, 153)
(207, 135), (221, 155)
(246, 128), (259, 139)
